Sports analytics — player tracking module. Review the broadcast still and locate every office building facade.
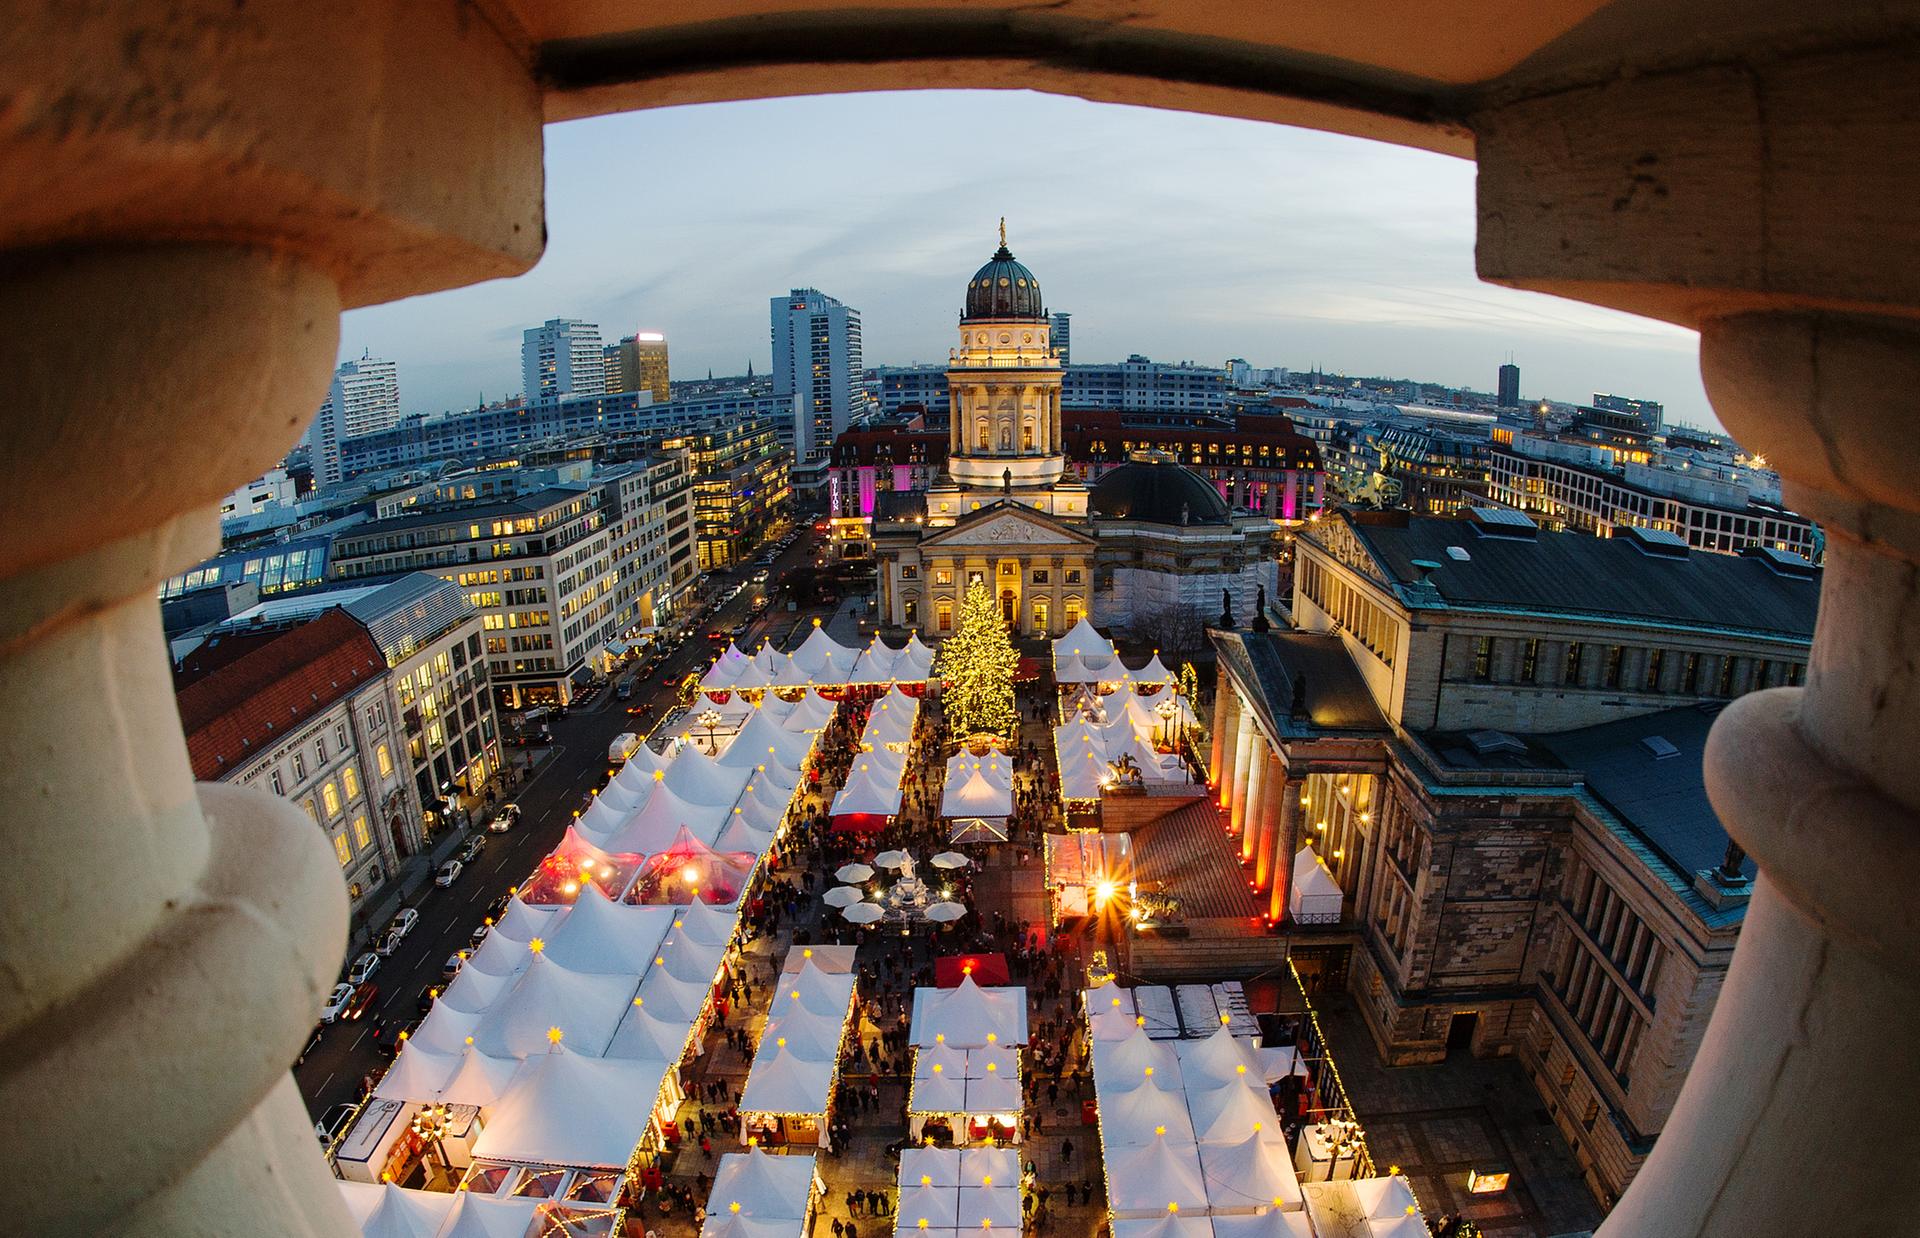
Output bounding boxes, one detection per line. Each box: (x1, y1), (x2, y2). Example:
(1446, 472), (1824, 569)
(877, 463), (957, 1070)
(308, 352), (402, 490)
(522, 317), (607, 404)
(1498, 361), (1521, 407)
(771, 288), (868, 461)
(663, 417), (791, 570)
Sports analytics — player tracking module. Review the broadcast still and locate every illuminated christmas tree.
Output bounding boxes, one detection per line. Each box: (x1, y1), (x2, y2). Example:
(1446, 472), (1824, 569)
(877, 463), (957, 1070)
(938, 581), (1019, 739)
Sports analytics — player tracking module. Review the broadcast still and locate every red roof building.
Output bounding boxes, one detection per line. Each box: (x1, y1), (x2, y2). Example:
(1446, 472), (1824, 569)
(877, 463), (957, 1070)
(174, 609), (386, 781)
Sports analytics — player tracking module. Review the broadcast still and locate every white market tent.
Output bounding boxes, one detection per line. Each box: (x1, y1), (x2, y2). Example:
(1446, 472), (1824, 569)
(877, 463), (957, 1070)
(541, 885), (675, 975)
(592, 782), (726, 855)
(350, 1182), (456, 1238)
(941, 766), (1012, 821)
(1101, 1077), (1197, 1145)
(1115, 1218), (1219, 1238)
(469, 1045), (672, 1168)
(435, 1193), (544, 1238)
(1199, 1133), (1304, 1214)
(738, 1046), (836, 1118)
(854, 633), (937, 684)
(1052, 618), (1119, 684)
(1176, 1022), (1270, 1089)
(909, 976), (1028, 1048)
(470, 954), (638, 1059)
(781, 690), (839, 733)
(739, 953), (858, 1147)
(1106, 1137), (1210, 1219)
(437, 1047), (524, 1109)
(371, 1044), (460, 1102)
(706, 1147), (819, 1221)
(831, 758), (904, 820)
(1289, 847), (1345, 926)
(1187, 1079), (1286, 1147)
(720, 711), (819, 773)
(665, 747), (756, 808)
(702, 642), (756, 691)
(860, 696), (919, 749)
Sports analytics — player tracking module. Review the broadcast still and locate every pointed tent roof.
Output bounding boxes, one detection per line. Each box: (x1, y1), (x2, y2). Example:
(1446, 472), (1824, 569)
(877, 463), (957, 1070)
(900, 1145), (963, 1188)
(958, 1146), (1018, 1187)
(605, 998), (695, 1064)
(409, 1000), (481, 1055)
(708, 1148), (819, 1221)
(729, 657), (775, 691)
(543, 884), (676, 975)
(963, 1068), (1021, 1114)
(666, 747), (755, 807)
(790, 623), (858, 678)
(896, 1184), (960, 1230)
(850, 638), (901, 684)
(763, 1005), (847, 1062)
(781, 690), (838, 732)
(913, 976), (1027, 1048)
(898, 632), (937, 678)
(909, 1069), (969, 1114)
(720, 711), (816, 771)
(632, 959), (711, 1022)
(1177, 1024), (1266, 1089)
(358, 1183), (455, 1238)
(1105, 1139), (1208, 1219)
(436, 1193), (544, 1238)
(1095, 1025), (1182, 1085)
(832, 759), (904, 818)
(440, 952), (520, 1012)
(702, 642), (752, 689)
(470, 953), (639, 1059)
(914, 1042), (971, 1080)
(714, 813), (775, 856)
(674, 894), (742, 947)
(1055, 616), (1115, 662)
(437, 1047), (525, 1108)
(861, 700), (917, 747)
(371, 1043), (461, 1102)
(470, 1045), (670, 1167)
(778, 959), (859, 1020)
(1198, 1134), (1303, 1214)
(1350, 1176), (1420, 1221)
(600, 782), (729, 854)
(1103, 1080), (1197, 1145)
(942, 767), (1012, 820)
(496, 896), (561, 943)
(1128, 653), (1174, 685)
(738, 1045), (834, 1116)
(956, 1185), (1023, 1229)
(1187, 1081), (1282, 1146)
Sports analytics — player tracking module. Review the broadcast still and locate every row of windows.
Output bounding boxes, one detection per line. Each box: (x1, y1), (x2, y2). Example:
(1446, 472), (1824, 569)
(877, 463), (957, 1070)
(1466, 635), (1804, 695)
(1544, 868), (1653, 1088)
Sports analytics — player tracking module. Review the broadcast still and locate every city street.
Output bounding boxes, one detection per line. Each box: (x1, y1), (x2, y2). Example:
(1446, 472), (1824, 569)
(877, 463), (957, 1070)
(295, 524), (829, 1122)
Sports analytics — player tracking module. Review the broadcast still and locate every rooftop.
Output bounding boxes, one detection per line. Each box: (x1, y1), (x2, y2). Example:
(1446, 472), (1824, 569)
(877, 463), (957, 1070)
(1212, 628), (1390, 741)
(1340, 511), (1820, 638)
(174, 609), (386, 779)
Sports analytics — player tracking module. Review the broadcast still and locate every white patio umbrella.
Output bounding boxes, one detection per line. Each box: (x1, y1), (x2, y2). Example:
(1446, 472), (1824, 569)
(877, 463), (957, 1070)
(873, 850), (912, 870)
(842, 903), (884, 924)
(925, 902), (967, 923)
(930, 852), (971, 870)
(836, 863), (875, 883)
(823, 886), (865, 908)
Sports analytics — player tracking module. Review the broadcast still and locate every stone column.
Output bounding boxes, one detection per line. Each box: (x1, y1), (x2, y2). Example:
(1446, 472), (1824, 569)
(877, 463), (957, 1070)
(1227, 711), (1259, 836)
(1252, 752), (1287, 890)
(1211, 684), (1242, 807)
(1236, 732), (1268, 854)
(0, 7), (541, 1234)
(1269, 781), (1304, 922)
(1475, 42), (1920, 1238)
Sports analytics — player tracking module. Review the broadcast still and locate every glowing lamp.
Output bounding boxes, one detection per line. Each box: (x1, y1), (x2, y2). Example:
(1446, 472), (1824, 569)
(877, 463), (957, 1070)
(546, 1026), (564, 1044)
(731, 1203), (742, 1214)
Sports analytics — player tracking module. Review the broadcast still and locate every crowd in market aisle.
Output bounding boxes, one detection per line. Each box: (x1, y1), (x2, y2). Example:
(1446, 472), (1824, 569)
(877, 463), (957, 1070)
(637, 675), (1111, 1238)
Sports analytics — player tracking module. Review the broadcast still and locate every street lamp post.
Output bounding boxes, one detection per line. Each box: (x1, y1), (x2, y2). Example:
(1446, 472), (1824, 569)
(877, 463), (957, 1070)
(409, 1102), (453, 1187)
(1155, 696), (1178, 757)
(698, 706), (724, 756)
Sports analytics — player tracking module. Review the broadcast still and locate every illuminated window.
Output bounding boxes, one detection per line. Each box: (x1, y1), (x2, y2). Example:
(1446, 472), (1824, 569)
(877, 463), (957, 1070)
(342, 765), (360, 800)
(321, 783), (342, 818)
(376, 744), (393, 778)
(333, 834), (351, 866)
(937, 602), (954, 632)
(352, 815), (371, 852)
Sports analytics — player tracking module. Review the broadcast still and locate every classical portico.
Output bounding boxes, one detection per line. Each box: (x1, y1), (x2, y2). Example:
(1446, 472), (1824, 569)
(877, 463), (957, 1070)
(877, 499), (1096, 638)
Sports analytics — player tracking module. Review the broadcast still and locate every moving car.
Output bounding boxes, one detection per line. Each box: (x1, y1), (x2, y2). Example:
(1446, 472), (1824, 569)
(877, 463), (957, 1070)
(346, 951), (380, 985)
(434, 859), (463, 887)
(315, 1103), (357, 1144)
(320, 982), (355, 1023)
(458, 835), (485, 863)
(375, 927), (405, 957)
(342, 981), (379, 1022)
(489, 802), (521, 833)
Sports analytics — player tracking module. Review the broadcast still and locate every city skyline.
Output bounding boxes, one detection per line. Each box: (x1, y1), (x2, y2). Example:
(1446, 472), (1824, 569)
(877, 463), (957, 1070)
(338, 90), (1719, 430)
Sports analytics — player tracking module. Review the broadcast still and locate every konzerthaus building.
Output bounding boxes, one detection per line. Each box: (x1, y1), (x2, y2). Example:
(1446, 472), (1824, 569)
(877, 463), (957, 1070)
(1207, 506), (1818, 1207)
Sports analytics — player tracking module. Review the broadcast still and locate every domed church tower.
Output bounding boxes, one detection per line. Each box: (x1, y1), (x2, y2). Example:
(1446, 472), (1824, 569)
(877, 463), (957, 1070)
(945, 220), (1067, 492)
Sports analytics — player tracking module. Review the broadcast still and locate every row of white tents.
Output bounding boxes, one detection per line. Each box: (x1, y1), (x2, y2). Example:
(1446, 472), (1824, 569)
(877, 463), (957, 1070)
(829, 686), (922, 825)
(892, 1146), (1024, 1238)
(1086, 989), (1423, 1238)
(904, 976), (1028, 1138)
(736, 946), (860, 1148)
(1052, 617), (1174, 687)
(702, 627), (937, 692)
(336, 685), (821, 1232)
(939, 751), (1013, 843)
(1055, 683), (1193, 802)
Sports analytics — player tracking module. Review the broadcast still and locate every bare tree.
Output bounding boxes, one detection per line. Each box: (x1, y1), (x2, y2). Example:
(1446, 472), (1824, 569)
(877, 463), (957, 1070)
(1131, 602), (1206, 658)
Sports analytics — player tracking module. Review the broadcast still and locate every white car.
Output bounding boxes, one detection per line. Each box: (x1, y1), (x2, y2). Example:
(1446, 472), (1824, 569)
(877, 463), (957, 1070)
(320, 981), (355, 1023)
(435, 859), (463, 887)
(346, 952), (380, 986)
(489, 803), (521, 833)
(389, 907), (419, 939)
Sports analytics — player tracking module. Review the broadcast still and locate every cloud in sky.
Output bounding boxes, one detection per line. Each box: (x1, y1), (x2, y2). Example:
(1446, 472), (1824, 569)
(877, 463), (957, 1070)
(341, 89), (1717, 429)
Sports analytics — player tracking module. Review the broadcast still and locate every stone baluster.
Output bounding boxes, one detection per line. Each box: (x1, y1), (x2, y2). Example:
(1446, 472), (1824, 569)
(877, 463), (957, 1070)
(1475, 43), (1920, 1237)
(0, 5), (541, 1233)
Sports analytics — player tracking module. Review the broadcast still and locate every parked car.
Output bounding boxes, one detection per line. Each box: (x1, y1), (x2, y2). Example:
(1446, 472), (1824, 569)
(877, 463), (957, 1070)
(434, 859), (463, 887)
(387, 907), (419, 940)
(320, 982), (354, 1023)
(489, 803), (521, 833)
(295, 1024), (324, 1067)
(458, 835), (485, 863)
(417, 986), (441, 1015)
(441, 953), (465, 983)
(315, 1103), (357, 1144)
(375, 927), (405, 957)
(346, 951), (380, 985)
(751, 569), (770, 585)
(342, 981), (379, 1022)
(485, 892), (513, 920)
(469, 922), (492, 948)
(373, 1016), (422, 1057)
